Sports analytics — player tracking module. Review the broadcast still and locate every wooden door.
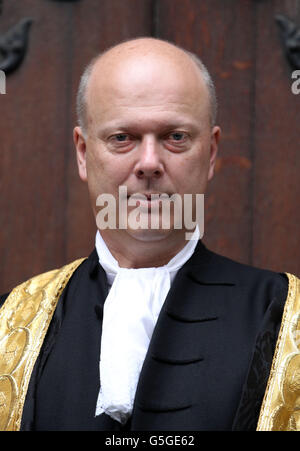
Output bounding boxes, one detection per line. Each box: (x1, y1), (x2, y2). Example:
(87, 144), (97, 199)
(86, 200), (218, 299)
(0, 0), (299, 294)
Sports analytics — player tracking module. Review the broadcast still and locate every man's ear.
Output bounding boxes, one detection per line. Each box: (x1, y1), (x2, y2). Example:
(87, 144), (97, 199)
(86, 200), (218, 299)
(74, 126), (88, 182)
(208, 125), (221, 181)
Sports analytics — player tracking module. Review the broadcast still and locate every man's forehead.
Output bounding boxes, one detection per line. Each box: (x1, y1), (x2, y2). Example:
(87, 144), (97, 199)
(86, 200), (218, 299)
(86, 71), (209, 134)
(88, 50), (206, 105)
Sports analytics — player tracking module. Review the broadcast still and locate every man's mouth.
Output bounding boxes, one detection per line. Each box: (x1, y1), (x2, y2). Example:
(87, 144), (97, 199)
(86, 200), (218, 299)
(126, 192), (169, 210)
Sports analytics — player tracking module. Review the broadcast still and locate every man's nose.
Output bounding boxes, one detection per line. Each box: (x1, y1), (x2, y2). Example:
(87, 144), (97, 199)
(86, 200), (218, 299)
(134, 136), (164, 179)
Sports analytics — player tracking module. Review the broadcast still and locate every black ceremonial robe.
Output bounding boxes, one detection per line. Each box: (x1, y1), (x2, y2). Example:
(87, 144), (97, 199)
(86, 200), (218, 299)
(0, 241), (288, 430)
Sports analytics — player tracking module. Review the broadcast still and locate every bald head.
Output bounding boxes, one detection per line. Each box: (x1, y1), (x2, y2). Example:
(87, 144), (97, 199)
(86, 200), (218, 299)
(76, 38), (217, 134)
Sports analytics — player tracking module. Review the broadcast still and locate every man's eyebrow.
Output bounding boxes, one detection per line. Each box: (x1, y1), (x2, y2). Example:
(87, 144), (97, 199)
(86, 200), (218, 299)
(97, 119), (200, 136)
(96, 123), (131, 136)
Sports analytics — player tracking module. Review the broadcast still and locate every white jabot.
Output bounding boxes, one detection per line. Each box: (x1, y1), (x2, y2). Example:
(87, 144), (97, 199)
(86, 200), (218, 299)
(95, 228), (200, 424)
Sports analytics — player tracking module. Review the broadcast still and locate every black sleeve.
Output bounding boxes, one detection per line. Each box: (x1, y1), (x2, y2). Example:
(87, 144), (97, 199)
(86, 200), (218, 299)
(232, 272), (289, 430)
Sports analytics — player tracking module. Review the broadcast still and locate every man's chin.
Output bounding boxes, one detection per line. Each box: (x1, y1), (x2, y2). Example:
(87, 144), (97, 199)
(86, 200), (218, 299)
(125, 227), (175, 242)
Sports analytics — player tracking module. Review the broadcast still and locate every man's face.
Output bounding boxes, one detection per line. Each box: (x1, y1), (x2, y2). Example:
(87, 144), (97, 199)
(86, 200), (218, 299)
(74, 50), (220, 242)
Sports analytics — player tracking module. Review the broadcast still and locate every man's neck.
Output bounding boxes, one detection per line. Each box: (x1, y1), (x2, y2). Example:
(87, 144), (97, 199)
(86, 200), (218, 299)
(99, 229), (190, 268)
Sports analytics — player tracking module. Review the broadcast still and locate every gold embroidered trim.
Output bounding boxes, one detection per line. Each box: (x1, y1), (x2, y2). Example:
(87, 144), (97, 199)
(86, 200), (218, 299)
(0, 258), (85, 431)
(257, 273), (300, 431)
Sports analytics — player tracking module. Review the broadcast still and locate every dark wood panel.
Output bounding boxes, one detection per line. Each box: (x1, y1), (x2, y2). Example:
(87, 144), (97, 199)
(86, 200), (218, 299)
(252, 0), (300, 275)
(0, 0), (153, 294)
(0, 0), (73, 293)
(156, 0), (258, 265)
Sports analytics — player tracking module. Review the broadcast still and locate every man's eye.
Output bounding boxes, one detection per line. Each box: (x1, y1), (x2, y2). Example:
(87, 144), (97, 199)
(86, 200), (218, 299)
(114, 134), (130, 142)
(164, 131), (190, 152)
(166, 132), (189, 143)
(108, 133), (135, 152)
(170, 132), (185, 141)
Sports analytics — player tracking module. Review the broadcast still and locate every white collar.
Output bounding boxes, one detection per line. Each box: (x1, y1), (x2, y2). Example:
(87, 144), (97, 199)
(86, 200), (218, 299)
(95, 227), (200, 284)
(94, 228), (199, 424)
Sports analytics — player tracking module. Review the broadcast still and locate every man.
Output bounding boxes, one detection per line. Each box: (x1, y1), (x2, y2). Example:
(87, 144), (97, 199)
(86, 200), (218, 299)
(0, 38), (299, 431)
